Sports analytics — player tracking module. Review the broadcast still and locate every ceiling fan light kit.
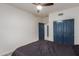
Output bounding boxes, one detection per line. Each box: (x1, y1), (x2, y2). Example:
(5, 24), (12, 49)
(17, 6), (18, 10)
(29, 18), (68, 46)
(32, 3), (54, 13)
(36, 5), (43, 10)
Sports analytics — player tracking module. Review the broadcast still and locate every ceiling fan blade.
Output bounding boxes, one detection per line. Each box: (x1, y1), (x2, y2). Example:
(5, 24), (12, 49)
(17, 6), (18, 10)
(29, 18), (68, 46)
(41, 3), (54, 6)
(33, 3), (54, 6)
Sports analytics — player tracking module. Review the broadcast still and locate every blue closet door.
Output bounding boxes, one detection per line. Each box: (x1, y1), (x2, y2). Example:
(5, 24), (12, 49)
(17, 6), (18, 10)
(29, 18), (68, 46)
(53, 21), (64, 44)
(39, 23), (45, 40)
(53, 19), (74, 45)
(63, 19), (74, 45)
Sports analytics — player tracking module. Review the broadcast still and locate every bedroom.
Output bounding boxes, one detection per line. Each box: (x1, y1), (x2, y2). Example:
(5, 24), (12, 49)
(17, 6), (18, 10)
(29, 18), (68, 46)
(0, 3), (79, 56)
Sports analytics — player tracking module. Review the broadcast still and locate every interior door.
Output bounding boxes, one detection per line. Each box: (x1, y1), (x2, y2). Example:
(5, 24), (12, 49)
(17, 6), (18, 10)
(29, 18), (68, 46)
(53, 19), (74, 45)
(39, 23), (45, 40)
(53, 21), (64, 44)
(63, 19), (74, 45)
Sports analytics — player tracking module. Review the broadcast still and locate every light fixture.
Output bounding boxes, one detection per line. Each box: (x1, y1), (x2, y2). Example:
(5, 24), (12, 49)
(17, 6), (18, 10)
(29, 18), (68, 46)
(36, 5), (43, 11)
(32, 3), (54, 13)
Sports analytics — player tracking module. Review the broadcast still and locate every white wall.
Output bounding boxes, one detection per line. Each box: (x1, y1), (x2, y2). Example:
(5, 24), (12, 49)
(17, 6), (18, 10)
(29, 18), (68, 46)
(38, 17), (48, 23)
(0, 4), (41, 55)
(48, 6), (79, 45)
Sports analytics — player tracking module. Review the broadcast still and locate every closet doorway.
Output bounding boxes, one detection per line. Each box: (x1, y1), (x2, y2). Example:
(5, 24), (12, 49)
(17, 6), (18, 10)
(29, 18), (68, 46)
(53, 19), (74, 45)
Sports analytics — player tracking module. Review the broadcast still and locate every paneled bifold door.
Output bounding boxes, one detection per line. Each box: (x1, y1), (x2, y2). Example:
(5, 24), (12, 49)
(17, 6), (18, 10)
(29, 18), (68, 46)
(53, 19), (74, 45)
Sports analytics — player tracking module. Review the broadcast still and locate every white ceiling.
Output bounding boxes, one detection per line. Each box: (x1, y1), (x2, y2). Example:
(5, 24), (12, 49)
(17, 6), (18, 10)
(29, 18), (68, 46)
(8, 3), (79, 17)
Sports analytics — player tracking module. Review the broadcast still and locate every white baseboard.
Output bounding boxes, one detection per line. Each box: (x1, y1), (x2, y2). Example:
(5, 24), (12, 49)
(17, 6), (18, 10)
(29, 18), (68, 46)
(0, 51), (14, 56)
(3, 52), (13, 56)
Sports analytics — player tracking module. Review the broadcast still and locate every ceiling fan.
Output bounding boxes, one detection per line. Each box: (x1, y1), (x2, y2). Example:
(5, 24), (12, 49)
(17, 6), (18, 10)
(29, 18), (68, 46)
(32, 3), (54, 6)
(32, 3), (54, 13)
